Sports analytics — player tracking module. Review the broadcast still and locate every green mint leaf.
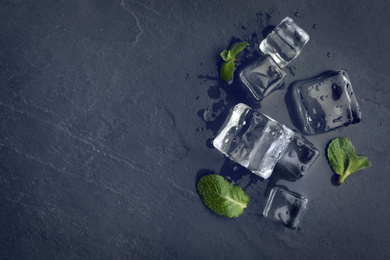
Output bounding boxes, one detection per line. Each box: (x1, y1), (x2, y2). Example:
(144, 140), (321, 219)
(197, 174), (249, 218)
(219, 41), (249, 81)
(220, 50), (230, 61)
(327, 137), (355, 176)
(219, 59), (235, 82)
(228, 42), (249, 58)
(327, 137), (371, 184)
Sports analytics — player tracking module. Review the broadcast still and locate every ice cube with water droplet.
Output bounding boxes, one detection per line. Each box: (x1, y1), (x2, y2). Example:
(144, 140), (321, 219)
(259, 17), (310, 68)
(213, 103), (294, 179)
(239, 55), (287, 101)
(263, 187), (308, 229)
(276, 133), (319, 180)
(287, 70), (362, 135)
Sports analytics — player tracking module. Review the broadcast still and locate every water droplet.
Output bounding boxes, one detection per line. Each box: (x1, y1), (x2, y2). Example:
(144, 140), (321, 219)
(327, 52), (332, 57)
(312, 24), (318, 29)
(333, 116), (343, 123)
(332, 84), (343, 101)
(295, 12), (300, 17)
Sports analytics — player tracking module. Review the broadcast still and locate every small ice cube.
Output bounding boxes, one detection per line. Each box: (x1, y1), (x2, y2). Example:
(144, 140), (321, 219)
(260, 17), (310, 68)
(276, 133), (319, 180)
(213, 103), (294, 179)
(239, 55), (287, 101)
(287, 70), (362, 135)
(263, 187), (308, 229)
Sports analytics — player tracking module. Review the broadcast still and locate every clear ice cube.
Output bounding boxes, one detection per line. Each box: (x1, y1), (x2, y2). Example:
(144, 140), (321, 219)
(259, 17), (310, 68)
(287, 70), (362, 135)
(213, 103), (294, 179)
(263, 187), (308, 229)
(276, 133), (319, 180)
(239, 55), (287, 101)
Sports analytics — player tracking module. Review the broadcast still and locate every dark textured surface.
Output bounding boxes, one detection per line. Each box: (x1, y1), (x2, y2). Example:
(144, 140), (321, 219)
(1, 0), (390, 259)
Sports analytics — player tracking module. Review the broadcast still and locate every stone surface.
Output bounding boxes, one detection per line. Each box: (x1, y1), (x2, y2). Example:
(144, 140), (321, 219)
(1, 0), (390, 259)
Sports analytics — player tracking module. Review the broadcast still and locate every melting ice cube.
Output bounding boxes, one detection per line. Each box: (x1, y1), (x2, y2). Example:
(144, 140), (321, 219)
(239, 55), (287, 101)
(287, 70), (362, 135)
(213, 103), (294, 179)
(259, 17), (310, 68)
(276, 133), (319, 180)
(263, 187), (308, 229)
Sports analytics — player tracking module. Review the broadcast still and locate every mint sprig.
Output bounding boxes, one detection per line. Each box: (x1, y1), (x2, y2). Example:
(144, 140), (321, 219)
(197, 174), (249, 218)
(219, 42), (249, 82)
(327, 137), (371, 184)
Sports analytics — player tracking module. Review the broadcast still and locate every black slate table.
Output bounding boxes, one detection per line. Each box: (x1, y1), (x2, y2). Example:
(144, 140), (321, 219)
(1, 0), (390, 259)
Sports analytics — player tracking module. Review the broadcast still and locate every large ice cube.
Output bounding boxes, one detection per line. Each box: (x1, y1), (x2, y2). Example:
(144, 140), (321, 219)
(213, 103), (294, 179)
(239, 55), (287, 101)
(287, 70), (362, 135)
(263, 187), (308, 230)
(276, 133), (319, 180)
(260, 17), (309, 68)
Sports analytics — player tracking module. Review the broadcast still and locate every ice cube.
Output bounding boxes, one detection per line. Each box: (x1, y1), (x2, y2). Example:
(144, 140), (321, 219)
(239, 55), (287, 101)
(259, 17), (310, 68)
(276, 133), (319, 180)
(213, 103), (294, 179)
(263, 187), (308, 229)
(287, 70), (362, 135)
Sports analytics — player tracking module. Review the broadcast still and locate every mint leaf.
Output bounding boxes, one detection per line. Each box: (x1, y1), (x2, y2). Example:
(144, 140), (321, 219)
(220, 50), (230, 61)
(219, 41), (249, 81)
(219, 59), (235, 82)
(327, 137), (371, 184)
(327, 137), (354, 176)
(228, 42), (250, 58)
(197, 174), (249, 218)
